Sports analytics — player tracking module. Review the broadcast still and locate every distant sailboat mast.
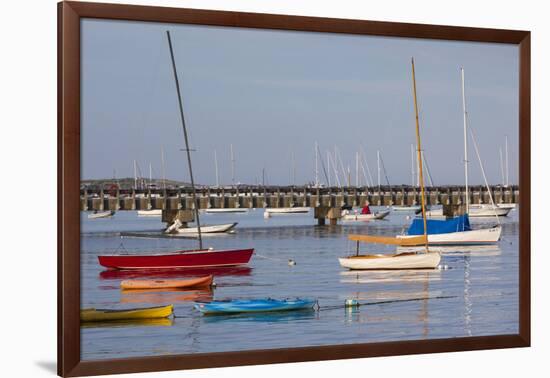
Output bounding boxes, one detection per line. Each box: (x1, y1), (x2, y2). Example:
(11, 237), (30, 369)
(133, 159), (138, 190)
(161, 146), (166, 190)
(355, 152), (360, 188)
(327, 151), (331, 187)
(314, 141), (319, 187)
(461, 67), (470, 213)
(499, 147), (505, 186)
(505, 135), (509, 187)
(377, 150), (381, 192)
(231, 144), (235, 186)
(214, 150), (220, 187)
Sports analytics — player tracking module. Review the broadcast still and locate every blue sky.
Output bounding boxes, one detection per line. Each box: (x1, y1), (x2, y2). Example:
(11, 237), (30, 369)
(81, 19), (519, 186)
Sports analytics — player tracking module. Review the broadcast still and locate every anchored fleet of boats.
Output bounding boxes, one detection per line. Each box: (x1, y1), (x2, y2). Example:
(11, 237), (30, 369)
(82, 39), (516, 324)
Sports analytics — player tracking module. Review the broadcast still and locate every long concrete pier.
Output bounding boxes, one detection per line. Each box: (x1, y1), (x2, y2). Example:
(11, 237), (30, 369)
(81, 185), (519, 225)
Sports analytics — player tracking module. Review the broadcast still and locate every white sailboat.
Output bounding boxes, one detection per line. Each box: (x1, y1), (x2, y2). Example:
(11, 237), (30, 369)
(402, 68), (501, 245)
(339, 58), (441, 270)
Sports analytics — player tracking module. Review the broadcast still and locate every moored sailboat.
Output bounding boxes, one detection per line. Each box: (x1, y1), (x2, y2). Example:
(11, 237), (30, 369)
(339, 58), (441, 270)
(98, 31), (254, 270)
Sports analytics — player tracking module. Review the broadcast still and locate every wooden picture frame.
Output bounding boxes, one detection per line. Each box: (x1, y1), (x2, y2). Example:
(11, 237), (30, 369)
(58, 1), (530, 376)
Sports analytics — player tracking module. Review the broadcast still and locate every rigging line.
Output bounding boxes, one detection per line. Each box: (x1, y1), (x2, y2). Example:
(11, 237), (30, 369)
(378, 152), (392, 190)
(335, 147), (349, 187)
(423, 151), (435, 187)
(317, 295), (458, 312)
(316, 144), (330, 187)
(467, 118), (501, 225)
(328, 150), (341, 188)
(359, 146), (375, 187)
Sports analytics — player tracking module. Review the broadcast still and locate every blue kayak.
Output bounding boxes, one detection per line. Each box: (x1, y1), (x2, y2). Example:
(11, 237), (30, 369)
(194, 298), (317, 315)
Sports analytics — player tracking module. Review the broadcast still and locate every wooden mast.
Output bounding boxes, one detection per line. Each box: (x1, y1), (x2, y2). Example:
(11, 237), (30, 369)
(166, 30), (203, 249)
(411, 58), (429, 254)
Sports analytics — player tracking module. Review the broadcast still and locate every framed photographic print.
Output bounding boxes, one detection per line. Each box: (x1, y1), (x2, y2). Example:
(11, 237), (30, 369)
(58, 1), (530, 376)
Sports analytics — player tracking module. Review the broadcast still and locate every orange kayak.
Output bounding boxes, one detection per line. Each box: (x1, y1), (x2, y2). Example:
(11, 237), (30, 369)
(120, 275), (214, 290)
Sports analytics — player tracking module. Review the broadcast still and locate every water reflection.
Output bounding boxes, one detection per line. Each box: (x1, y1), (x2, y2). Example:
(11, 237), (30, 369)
(120, 288), (213, 304)
(396, 244), (502, 256)
(200, 309), (317, 324)
(81, 209), (519, 360)
(99, 266), (252, 280)
(81, 318), (174, 329)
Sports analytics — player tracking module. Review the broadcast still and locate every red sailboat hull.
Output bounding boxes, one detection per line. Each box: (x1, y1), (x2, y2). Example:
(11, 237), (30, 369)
(98, 248), (254, 270)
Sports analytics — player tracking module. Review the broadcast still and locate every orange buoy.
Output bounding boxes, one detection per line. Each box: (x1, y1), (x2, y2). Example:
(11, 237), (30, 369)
(120, 275), (213, 290)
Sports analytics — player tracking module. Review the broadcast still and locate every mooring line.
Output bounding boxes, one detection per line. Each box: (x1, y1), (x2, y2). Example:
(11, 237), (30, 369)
(172, 295), (458, 318)
(318, 295), (458, 311)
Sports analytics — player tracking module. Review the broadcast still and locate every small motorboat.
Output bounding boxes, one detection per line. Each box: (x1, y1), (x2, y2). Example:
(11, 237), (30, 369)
(80, 304), (173, 322)
(88, 210), (115, 219)
(341, 209), (390, 221)
(98, 248), (254, 270)
(120, 275), (214, 290)
(194, 298), (317, 315)
(165, 220), (237, 234)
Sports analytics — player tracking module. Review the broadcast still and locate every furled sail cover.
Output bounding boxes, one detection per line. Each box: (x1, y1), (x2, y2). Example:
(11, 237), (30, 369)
(407, 214), (471, 235)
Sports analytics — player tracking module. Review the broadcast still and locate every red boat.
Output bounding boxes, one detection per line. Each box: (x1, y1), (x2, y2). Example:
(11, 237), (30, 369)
(98, 248), (254, 270)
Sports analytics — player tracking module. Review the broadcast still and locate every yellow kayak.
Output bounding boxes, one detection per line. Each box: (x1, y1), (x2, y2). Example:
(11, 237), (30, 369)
(80, 304), (173, 322)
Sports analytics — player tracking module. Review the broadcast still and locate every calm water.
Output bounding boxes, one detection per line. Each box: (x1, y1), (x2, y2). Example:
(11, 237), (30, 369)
(80, 208), (519, 360)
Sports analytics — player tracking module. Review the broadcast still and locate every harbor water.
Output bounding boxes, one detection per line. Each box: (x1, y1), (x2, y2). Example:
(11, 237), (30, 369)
(80, 208), (519, 360)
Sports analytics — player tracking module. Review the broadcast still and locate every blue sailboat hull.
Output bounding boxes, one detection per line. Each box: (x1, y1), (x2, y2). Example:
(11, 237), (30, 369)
(195, 298), (317, 315)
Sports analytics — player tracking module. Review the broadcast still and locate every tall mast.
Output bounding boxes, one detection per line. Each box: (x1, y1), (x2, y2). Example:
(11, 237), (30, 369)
(166, 30), (202, 249)
(505, 135), (509, 186)
(411, 57), (429, 254)
(149, 163), (152, 185)
(214, 150), (219, 187)
(230, 144), (235, 186)
(461, 67), (469, 213)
